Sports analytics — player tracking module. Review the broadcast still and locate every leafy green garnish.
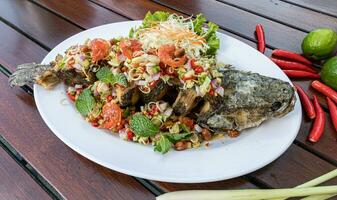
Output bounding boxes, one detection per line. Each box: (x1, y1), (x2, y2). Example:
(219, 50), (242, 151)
(96, 67), (114, 83)
(142, 11), (170, 28)
(75, 88), (96, 116)
(204, 22), (220, 56)
(114, 73), (128, 87)
(154, 134), (172, 154)
(129, 27), (135, 38)
(193, 14), (206, 35)
(96, 67), (128, 87)
(130, 113), (160, 137)
(165, 132), (191, 143)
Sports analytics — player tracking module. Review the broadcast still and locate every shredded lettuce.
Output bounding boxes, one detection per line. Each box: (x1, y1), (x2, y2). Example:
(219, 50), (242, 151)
(142, 11), (170, 28)
(193, 14), (206, 35)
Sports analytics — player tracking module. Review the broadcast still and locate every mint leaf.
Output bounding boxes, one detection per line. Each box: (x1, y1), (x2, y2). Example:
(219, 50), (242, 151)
(114, 73), (128, 87)
(75, 88), (95, 116)
(96, 67), (128, 87)
(96, 67), (115, 83)
(165, 132), (191, 143)
(130, 113), (159, 137)
(154, 134), (172, 154)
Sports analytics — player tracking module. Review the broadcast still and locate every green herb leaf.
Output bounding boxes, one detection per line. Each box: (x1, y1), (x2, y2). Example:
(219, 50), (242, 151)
(203, 22), (220, 56)
(75, 88), (96, 116)
(130, 113), (160, 137)
(96, 67), (128, 87)
(114, 73), (128, 87)
(154, 134), (172, 154)
(96, 67), (115, 83)
(193, 14), (206, 35)
(165, 132), (191, 143)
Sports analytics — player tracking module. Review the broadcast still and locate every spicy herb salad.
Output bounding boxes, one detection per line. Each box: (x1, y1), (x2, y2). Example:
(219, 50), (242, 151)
(51, 12), (228, 154)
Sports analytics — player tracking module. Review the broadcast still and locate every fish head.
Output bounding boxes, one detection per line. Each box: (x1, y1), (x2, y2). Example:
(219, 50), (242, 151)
(266, 81), (296, 118)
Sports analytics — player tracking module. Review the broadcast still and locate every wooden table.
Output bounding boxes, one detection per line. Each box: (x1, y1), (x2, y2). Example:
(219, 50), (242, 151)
(0, 0), (337, 199)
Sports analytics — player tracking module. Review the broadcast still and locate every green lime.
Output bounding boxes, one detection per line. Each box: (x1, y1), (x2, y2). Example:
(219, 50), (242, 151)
(321, 56), (337, 90)
(301, 28), (337, 61)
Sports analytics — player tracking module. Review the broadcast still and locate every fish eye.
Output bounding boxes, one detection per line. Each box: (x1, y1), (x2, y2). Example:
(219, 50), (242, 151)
(271, 101), (282, 111)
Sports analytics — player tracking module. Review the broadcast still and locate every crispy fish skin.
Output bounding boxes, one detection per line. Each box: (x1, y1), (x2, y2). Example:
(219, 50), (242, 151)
(198, 69), (296, 131)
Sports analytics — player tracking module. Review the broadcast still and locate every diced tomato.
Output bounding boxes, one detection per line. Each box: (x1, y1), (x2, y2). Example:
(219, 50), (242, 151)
(194, 66), (204, 74)
(91, 38), (110, 63)
(106, 95), (113, 102)
(209, 89), (214, 96)
(67, 92), (76, 102)
(182, 76), (194, 81)
(149, 80), (159, 88)
(119, 39), (142, 60)
(101, 102), (122, 130)
(190, 59), (200, 69)
(91, 121), (99, 127)
(127, 130), (134, 140)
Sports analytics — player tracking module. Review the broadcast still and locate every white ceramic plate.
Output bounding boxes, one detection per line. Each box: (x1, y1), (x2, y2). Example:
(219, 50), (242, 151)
(34, 21), (301, 183)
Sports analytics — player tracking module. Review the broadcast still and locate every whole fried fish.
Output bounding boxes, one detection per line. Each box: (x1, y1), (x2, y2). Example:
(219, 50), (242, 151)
(196, 69), (296, 131)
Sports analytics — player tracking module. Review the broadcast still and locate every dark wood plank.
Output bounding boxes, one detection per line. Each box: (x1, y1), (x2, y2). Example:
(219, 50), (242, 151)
(296, 109), (337, 165)
(0, 0), (81, 49)
(91, 0), (180, 20)
(154, 0), (306, 52)
(0, 143), (51, 200)
(32, 0), (127, 29)
(251, 144), (337, 188)
(154, 178), (257, 192)
(0, 22), (154, 200)
(219, 0), (337, 32)
(283, 0), (337, 18)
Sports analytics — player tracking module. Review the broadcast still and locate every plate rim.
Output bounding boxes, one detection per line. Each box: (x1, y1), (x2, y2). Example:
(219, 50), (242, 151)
(34, 20), (302, 183)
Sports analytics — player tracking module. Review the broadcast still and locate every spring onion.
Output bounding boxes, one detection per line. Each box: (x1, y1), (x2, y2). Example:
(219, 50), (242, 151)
(156, 186), (337, 200)
(157, 169), (337, 200)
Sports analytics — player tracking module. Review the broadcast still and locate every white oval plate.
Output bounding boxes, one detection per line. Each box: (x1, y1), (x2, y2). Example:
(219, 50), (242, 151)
(34, 21), (301, 183)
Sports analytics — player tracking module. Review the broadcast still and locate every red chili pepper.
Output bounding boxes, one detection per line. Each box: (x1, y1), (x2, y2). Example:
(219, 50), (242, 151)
(308, 95), (326, 142)
(67, 92), (76, 102)
(326, 97), (337, 132)
(149, 80), (159, 87)
(311, 80), (337, 104)
(127, 130), (134, 140)
(106, 95), (113, 102)
(255, 24), (266, 53)
(182, 76), (194, 81)
(209, 89), (214, 96)
(294, 83), (316, 119)
(270, 58), (317, 73)
(272, 49), (312, 65)
(282, 70), (320, 79)
(91, 121), (99, 127)
(194, 66), (204, 74)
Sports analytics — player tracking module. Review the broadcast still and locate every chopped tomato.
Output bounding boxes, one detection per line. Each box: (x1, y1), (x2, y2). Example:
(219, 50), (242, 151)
(119, 39), (142, 59)
(182, 76), (194, 81)
(106, 95), (113, 102)
(127, 130), (134, 140)
(209, 89), (214, 96)
(179, 116), (194, 130)
(91, 38), (110, 63)
(194, 66), (204, 74)
(67, 92), (76, 102)
(101, 102), (122, 130)
(190, 59), (199, 69)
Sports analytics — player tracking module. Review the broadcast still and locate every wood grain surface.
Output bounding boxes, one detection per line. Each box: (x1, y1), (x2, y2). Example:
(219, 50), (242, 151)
(0, 142), (51, 200)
